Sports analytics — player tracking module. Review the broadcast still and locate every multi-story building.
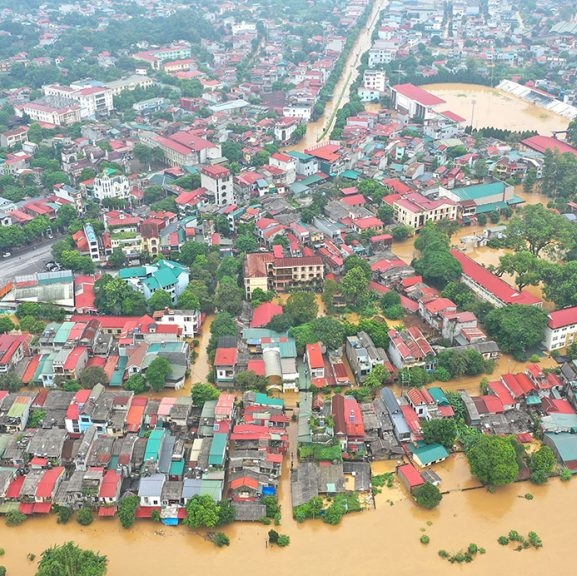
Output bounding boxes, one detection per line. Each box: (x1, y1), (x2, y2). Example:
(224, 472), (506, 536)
(389, 192), (458, 229)
(92, 171), (130, 202)
(244, 252), (324, 298)
(132, 44), (192, 70)
(105, 74), (156, 96)
(391, 83), (446, 121)
(543, 307), (577, 351)
(201, 165), (234, 206)
(451, 250), (543, 308)
(0, 126), (29, 149)
(43, 83), (114, 118)
(14, 102), (82, 126)
(345, 331), (389, 384)
(119, 260), (189, 303)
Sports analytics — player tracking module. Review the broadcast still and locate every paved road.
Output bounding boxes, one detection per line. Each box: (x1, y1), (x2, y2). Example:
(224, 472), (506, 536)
(1, 240), (57, 281)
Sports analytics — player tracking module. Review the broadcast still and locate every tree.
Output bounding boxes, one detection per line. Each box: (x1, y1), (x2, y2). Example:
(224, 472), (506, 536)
(473, 158), (488, 179)
(180, 280), (213, 313)
(267, 313), (294, 333)
(36, 542), (107, 576)
(506, 204), (572, 257)
(235, 370), (268, 391)
(108, 248), (127, 269)
(123, 373), (147, 394)
(541, 262), (577, 308)
(148, 289), (173, 312)
(215, 277), (244, 315)
(285, 291), (318, 324)
(179, 241), (209, 266)
(530, 445), (556, 484)
(0, 371), (21, 392)
(216, 257), (240, 281)
(392, 225), (413, 241)
(343, 255), (372, 280)
(378, 203), (395, 224)
(523, 168), (536, 194)
(414, 250), (462, 289)
(341, 267), (370, 309)
(27, 123), (43, 144)
(496, 251), (542, 290)
(184, 495), (225, 529)
(76, 507), (94, 526)
(466, 435), (519, 487)
(422, 419), (457, 449)
(485, 305), (548, 359)
(250, 288), (274, 307)
(94, 275), (147, 316)
(79, 366), (108, 389)
(235, 234), (258, 253)
(0, 317), (15, 334)
(191, 383), (220, 407)
(118, 495), (139, 529)
(364, 364), (390, 388)
(146, 356), (172, 392)
(413, 482), (442, 509)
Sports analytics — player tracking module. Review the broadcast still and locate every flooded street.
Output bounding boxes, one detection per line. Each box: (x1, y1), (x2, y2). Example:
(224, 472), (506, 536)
(424, 83), (570, 134)
(284, 0), (389, 152)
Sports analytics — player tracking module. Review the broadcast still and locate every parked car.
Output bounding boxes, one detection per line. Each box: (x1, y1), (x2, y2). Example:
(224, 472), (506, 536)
(2, 252), (11, 258)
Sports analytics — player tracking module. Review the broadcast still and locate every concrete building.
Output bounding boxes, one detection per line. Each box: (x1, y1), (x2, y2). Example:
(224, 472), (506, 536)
(391, 83), (445, 121)
(201, 165), (234, 206)
(345, 331), (388, 384)
(244, 252), (324, 299)
(543, 307), (577, 351)
(43, 83), (114, 118)
(14, 102), (82, 126)
(389, 192), (457, 229)
(92, 171), (130, 202)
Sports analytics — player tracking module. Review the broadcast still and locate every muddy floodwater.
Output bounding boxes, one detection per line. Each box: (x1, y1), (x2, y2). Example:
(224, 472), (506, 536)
(0, 472), (573, 576)
(424, 83), (570, 134)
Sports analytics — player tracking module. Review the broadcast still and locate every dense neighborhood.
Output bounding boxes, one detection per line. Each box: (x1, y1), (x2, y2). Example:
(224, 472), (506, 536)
(2, 0), (577, 552)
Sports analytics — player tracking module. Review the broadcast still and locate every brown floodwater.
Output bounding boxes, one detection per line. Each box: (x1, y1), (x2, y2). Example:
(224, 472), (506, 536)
(424, 83), (569, 134)
(284, 0), (389, 152)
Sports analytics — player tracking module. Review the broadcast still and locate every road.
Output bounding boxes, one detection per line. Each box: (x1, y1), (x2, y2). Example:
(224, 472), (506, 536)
(0, 240), (57, 280)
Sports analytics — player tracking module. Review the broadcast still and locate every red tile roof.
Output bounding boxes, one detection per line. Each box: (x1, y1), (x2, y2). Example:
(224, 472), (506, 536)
(522, 135), (577, 158)
(214, 347), (238, 366)
(36, 467), (64, 498)
(230, 476), (259, 491)
(393, 83), (446, 106)
(481, 395), (504, 414)
(451, 250), (542, 306)
(99, 470), (121, 499)
(502, 373), (524, 399)
(488, 380), (515, 407)
(250, 302), (283, 328)
(247, 359), (266, 376)
(548, 306), (577, 330)
(397, 463), (425, 489)
(306, 342), (324, 370)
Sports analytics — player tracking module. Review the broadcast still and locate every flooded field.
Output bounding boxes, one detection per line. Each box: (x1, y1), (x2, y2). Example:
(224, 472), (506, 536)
(424, 83), (570, 134)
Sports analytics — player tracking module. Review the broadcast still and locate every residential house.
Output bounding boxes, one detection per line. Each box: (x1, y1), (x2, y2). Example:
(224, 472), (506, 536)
(543, 307), (577, 351)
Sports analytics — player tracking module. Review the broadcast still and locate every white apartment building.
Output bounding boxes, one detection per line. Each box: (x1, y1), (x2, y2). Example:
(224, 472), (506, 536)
(201, 164), (234, 206)
(543, 307), (577, 351)
(14, 102), (82, 126)
(43, 83), (114, 118)
(282, 105), (312, 121)
(363, 69), (387, 92)
(93, 172), (130, 202)
(392, 192), (458, 229)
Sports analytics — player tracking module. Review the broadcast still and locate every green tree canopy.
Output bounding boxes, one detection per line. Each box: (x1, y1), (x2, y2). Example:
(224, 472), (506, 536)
(285, 291), (318, 325)
(191, 383), (220, 406)
(118, 494), (139, 529)
(36, 542), (107, 576)
(413, 482), (442, 509)
(79, 366), (108, 389)
(485, 305), (548, 360)
(123, 373), (147, 394)
(466, 435), (519, 487)
(496, 251), (542, 291)
(146, 356), (172, 392)
(235, 370), (268, 391)
(148, 289), (173, 312)
(215, 276), (244, 315)
(421, 418), (457, 450)
(184, 495), (235, 529)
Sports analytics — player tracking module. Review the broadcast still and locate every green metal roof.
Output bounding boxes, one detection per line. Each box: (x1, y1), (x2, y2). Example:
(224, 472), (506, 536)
(8, 398), (30, 418)
(262, 339), (297, 358)
(428, 387), (449, 406)
(475, 201), (508, 214)
(54, 322), (74, 344)
(544, 432), (577, 463)
(119, 267), (147, 279)
(287, 151), (313, 161)
(169, 459), (185, 477)
(144, 428), (165, 462)
(0, 434), (11, 458)
(412, 442), (449, 466)
(300, 174), (324, 187)
(508, 195), (525, 205)
(199, 479), (223, 500)
(208, 433), (227, 467)
(254, 392), (284, 408)
(152, 267), (178, 289)
(341, 169), (360, 180)
(452, 181), (506, 201)
(110, 355), (127, 387)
